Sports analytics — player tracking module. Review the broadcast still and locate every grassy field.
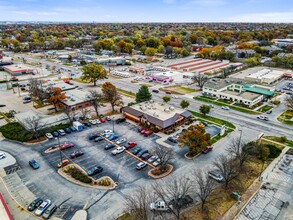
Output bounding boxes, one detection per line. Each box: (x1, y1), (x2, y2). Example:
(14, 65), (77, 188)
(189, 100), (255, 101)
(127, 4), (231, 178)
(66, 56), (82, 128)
(73, 77), (91, 83)
(263, 136), (293, 148)
(160, 86), (197, 95)
(117, 88), (136, 98)
(277, 110), (293, 125)
(258, 105), (273, 113)
(109, 74), (124, 79)
(139, 83), (153, 87)
(194, 96), (260, 115)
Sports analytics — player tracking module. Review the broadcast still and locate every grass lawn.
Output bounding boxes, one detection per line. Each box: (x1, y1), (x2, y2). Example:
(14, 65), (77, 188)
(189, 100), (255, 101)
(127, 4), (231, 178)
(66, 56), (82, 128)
(73, 77), (90, 83)
(263, 136), (293, 148)
(277, 110), (293, 125)
(190, 110), (236, 129)
(258, 105), (273, 113)
(160, 86), (197, 95)
(194, 96), (260, 115)
(109, 74), (123, 79)
(117, 88), (136, 98)
(139, 83), (153, 87)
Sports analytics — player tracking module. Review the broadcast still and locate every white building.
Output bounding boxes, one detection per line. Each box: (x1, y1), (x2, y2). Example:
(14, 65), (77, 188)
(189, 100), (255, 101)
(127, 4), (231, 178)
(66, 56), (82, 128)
(245, 68), (285, 84)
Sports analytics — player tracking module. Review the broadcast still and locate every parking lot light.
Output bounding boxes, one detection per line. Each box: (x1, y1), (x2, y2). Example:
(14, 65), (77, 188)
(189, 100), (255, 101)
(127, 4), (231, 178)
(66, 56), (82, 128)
(55, 136), (62, 165)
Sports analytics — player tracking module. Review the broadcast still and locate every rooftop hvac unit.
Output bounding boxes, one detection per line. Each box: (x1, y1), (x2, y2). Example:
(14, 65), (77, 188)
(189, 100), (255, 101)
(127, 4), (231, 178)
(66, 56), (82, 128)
(71, 98), (76, 101)
(164, 108), (170, 113)
(169, 107), (175, 111)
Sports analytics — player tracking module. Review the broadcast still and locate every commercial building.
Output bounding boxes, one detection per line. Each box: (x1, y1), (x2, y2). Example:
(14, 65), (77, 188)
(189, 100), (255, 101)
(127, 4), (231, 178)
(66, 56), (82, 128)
(3, 64), (34, 76)
(61, 89), (95, 112)
(202, 79), (275, 106)
(244, 68), (286, 85)
(122, 100), (192, 131)
(271, 39), (293, 47)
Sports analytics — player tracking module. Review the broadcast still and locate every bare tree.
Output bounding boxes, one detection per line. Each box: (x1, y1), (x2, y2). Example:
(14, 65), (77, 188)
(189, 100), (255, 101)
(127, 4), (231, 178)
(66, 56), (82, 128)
(193, 170), (217, 211)
(213, 154), (240, 189)
(88, 89), (103, 117)
(285, 94), (293, 110)
(192, 74), (209, 90)
(152, 145), (174, 174)
(62, 106), (76, 123)
(80, 108), (90, 119)
(124, 186), (153, 220)
(24, 115), (45, 140)
(28, 78), (48, 104)
(226, 137), (249, 169)
(152, 177), (194, 220)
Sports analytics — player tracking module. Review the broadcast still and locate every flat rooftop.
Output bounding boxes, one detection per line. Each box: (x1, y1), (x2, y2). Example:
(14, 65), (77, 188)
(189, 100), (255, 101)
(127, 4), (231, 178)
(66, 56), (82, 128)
(62, 89), (92, 106)
(3, 64), (33, 71)
(246, 68), (284, 80)
(43, 81), (76, 91)
(130, 101), (186, 121)
(223, 90), (261, 100)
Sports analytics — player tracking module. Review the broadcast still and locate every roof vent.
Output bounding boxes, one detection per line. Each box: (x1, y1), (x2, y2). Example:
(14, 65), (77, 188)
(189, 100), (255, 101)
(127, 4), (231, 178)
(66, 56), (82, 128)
(169, 107), (175, 111)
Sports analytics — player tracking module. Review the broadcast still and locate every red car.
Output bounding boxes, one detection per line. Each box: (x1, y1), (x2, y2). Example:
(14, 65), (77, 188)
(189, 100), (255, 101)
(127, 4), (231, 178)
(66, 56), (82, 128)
(125, 142), (137, 149)
(138, 127), (144, 132)
(60, 143), (74, 150)
(99, 118), (106, 123)
(144, 130), (153, 137)
(140, 129), (147, 135)
(202, 146), (213, 154)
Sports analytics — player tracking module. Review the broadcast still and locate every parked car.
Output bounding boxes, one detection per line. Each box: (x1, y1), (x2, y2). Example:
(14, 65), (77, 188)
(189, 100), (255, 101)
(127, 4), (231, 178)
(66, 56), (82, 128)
(65, 128), (72, 134)
(111, 146), (125, 155)
(150, 200), (170, 212)
(45, 133), (53, 139)
(69, 126), (77, 132)
(29, 160), (40, 169)
(106, 116), (111, 121)
(153, 159), (161, 167)
(147, 155), (158, 163)
(87, 166), (103, 176)
(116, 138), (127, 145)
(208, 171), (224, 182)
(99, 118), (106, 123)
(137, 127), (144, 132)
(141, 153), (151, 160)
(83, 122), (92, 127)
(23, 99), (32, 104)
(116, 118), (126, 124)
(165, 91), (172, 94)
(0, 152), (6, 159)
(171, 95), (178, 99)
(257, 115), (269, 121)
(89, 133), (99, 140)
(104, 143), (115, 150)
(152, 89), (159, 93)
(168, 136), (178, 143)
(202, 146), (213, 154)
(94, 136), (104, 142)
(108, 133), (119, 141)
(221, 106), (230, 110)
(52, 131), (59, 137)
(35, 199), (51, 216)
(28, 198), (43, 211)
(102, 130), (113, 136)
(266, 110), (272, 114)
(57, 129), (66, 136)
(42, 204), (57, 219)
(144, 130), (153, 137)
(60, 143), (74, 150)
(89, 119), (97, 125)
(140, 129), (147, 135)
(125, 142), (137, 149)
(131, 147), (142, 155)
(137, 149), (148, 158)
(136, 162), (148, 170)
(208, 104), (214, 108)
(57, 159), (70, 168)
(70, 151), (84, 158)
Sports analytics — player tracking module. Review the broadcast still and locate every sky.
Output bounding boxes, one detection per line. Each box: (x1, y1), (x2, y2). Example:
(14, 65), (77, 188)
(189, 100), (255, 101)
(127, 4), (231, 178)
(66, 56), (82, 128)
(0, 0), (292, 23)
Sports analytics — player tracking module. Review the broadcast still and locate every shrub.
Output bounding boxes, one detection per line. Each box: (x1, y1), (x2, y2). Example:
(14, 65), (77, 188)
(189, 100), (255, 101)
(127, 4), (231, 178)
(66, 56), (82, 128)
(49, 123), (71, 133)
(0, 122), (31, 142)
(98, 178), (111, 186)
(266, 144), (281, 158)
(65, 166), (92, 184)
(272, 99), (280, 105)
(279, 136), (287, 143)
(151, 169), (162, 176)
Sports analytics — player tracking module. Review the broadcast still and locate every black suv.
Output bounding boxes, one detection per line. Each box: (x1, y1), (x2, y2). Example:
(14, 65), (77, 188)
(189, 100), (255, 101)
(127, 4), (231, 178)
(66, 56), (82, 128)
(116, 118), (126, 124)
(28, 198), (43, 211)
(87, 166), (103, 176)
(152, 90), (159, 93)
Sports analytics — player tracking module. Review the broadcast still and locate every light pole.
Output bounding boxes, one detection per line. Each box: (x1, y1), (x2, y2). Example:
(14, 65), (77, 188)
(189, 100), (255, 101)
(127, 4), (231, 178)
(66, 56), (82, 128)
(56, 136), (62, 165)
(112, 119), (115, 133)
(238, 129), (243, 155)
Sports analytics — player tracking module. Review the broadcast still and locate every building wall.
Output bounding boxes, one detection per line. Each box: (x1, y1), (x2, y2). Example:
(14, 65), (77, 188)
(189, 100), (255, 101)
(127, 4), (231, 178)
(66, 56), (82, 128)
(64, 100), (93, 112)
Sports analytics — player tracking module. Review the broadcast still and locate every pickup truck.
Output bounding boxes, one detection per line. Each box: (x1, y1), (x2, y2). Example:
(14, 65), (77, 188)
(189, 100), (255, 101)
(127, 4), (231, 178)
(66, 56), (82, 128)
(150, 195), (193, 212)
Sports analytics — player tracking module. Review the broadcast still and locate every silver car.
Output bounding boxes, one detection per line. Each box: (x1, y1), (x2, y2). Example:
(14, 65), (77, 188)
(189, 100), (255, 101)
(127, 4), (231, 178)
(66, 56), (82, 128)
(35, 199), (51, 216)
(116, 138), (127, 145)
(42, 204), (57, 219)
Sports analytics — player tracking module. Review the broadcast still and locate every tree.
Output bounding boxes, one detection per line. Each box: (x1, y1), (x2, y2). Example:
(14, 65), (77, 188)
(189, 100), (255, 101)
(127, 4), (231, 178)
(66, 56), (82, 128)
(152, 145), (174, 174)
(88, 89), (103, 117)
(285, 94), (293, 110)
(80, 59), (87, 66)
(193, 74), (209, 90)
(199, 105), (211, 116)
(152, 177), (193, 220)
(48, 87), (66, 112)
(24, 115), (45, 140)
(62, 106), (76, 123)
(144, 47), (157, 56)
(226, 137), (249, 169)
(193, 170), (216, 211)
(213, 154), (240, 189)
(28, 78), (48, 105)
(162, 96), (171, 103)
(180, 100), (190, 109)
(135, 85), (152, 103)
(67, 55), (72, 63)
(178, 124), (211, 156)
(81, 64), (107, 86)
(102, 82), (122, 113)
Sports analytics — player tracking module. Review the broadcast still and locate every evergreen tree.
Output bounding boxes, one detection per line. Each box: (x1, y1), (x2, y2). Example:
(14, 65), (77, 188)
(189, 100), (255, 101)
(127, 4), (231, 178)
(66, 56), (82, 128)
(135, 85), (152, 103)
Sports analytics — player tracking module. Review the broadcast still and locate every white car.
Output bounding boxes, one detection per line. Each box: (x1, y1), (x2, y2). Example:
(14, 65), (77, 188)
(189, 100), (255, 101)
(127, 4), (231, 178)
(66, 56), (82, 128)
(96, 120), (102, 124)
(102, 130), (113, 136)
(45, 133), (53, 139)
(257, 115), (269, 121)
(171, 95), (178, 99)
(116, 138), (127, 145)
(208, 171), (224, 182)
(89, 119), (97, 125)
(221, 106), (230, 110)
(0, 152), (6, 159)
(86, 115), (92, 119)
(111, 146), (125, 155)
(35, 199), (51, 216)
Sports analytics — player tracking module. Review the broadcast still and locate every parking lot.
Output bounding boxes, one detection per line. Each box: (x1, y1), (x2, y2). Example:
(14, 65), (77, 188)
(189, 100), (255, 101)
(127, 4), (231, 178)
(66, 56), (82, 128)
(41, 120), (165, 184)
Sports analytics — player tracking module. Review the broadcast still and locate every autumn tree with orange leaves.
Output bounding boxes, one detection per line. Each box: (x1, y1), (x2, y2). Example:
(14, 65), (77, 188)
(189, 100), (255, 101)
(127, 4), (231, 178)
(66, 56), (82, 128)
(178, 124), (211, 157)
(48, 87), (67, 112)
